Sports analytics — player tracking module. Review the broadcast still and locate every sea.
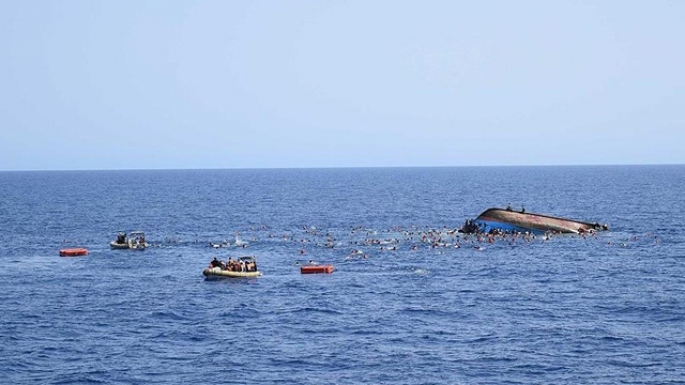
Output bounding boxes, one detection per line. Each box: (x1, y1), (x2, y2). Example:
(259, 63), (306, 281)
(0, 166), (683, 384)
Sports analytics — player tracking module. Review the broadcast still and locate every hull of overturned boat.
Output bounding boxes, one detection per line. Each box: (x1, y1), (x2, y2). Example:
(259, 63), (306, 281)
(474, 208), (604, 234)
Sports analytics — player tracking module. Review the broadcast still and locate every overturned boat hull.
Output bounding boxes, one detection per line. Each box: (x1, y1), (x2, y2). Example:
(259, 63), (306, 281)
(472, 208), (605, 234)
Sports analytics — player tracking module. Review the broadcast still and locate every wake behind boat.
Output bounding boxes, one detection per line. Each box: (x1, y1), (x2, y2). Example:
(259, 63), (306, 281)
(462, 207), (608, 234)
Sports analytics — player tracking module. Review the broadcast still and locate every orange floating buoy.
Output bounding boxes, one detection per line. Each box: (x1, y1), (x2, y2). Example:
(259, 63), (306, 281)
(59, 248), (89, 257)
(300, 265), (334, 274)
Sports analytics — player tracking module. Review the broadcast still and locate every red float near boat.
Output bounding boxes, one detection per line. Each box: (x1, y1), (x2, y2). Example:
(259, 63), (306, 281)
(59, 248), (89, 257)
(300, 265), (334, 274)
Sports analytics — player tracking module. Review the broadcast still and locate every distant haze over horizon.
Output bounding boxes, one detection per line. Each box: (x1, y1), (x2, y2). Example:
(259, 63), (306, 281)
(1, 1), (683, 171)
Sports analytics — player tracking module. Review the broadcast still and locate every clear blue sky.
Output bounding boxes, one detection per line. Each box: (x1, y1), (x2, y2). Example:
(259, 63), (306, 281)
(1, 1), (683, 170)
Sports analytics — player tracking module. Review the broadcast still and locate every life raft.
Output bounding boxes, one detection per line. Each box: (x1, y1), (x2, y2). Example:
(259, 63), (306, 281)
(300, 265), (334, 274)
(59, 248), (89, 257)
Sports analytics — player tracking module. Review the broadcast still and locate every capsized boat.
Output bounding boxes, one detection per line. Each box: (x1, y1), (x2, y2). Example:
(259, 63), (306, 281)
(203, 256), (262, 280)
(462, 207), (608, 234)
(109, 231), (149, 250)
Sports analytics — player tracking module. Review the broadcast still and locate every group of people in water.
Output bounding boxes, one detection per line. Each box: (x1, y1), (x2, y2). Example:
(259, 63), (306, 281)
(200, 221), (656, 272)
(125, 207), (634, 269)
(273, 224), (576, 259)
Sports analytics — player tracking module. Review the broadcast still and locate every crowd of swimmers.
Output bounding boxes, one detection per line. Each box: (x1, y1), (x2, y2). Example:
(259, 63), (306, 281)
(122, 214), (644, 268)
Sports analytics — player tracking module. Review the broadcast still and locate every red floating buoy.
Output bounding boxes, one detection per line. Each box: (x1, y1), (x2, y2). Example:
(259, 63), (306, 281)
(59, 248), (89, 257)
(300, 265), (334, 274)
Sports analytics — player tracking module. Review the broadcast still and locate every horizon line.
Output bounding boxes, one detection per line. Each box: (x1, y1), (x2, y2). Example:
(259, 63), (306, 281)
(1, 163), (683, 173)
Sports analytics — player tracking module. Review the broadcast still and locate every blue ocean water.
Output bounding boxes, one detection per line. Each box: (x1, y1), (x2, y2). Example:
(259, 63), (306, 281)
(0, 166), (684, 384)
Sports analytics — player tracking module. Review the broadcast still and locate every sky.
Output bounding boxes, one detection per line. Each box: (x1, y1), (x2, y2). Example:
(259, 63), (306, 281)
(1, 1), (683, 171)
